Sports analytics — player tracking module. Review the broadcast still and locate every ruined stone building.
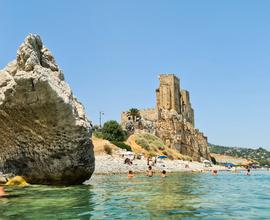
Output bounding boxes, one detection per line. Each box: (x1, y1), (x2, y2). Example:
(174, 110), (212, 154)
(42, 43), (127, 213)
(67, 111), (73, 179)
(156, 74), (194, 126)
(121, 74), (210, 161)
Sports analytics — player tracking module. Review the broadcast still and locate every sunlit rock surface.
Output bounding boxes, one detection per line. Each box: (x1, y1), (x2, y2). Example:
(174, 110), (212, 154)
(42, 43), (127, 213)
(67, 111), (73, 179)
(0, 34), (94, 185)
(121, 74), (210, 161)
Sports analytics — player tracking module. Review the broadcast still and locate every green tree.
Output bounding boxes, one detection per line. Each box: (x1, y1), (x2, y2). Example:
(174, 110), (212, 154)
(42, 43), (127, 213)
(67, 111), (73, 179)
(127, 108), (140, 121)
(101, 120), (127, 141)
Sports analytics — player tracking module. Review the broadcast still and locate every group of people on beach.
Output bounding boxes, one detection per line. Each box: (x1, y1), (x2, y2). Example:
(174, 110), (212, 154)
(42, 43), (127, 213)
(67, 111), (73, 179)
(128, 165), (167, 178)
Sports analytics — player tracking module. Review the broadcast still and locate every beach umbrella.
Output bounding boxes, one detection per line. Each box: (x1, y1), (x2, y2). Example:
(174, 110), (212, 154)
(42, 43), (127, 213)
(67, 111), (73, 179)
(224, 163), (235, 167)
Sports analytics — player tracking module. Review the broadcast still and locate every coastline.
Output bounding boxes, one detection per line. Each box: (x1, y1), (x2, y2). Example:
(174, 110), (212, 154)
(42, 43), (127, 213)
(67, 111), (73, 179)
(93, 154), (228, 175)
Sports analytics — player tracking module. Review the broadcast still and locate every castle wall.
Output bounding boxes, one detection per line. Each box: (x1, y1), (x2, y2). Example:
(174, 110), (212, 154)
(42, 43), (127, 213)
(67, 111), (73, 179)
(121, 108), (157, 125)
(139, 108), (157, 122)
(121, 73), (210, 161)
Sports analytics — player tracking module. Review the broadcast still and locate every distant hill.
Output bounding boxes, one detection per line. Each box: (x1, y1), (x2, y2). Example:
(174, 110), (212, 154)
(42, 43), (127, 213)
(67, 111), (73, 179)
(209, 144), (270, 166)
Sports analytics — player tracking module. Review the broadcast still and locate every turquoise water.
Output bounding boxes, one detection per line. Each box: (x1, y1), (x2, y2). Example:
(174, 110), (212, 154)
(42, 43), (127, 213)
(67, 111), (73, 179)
(1, 171), (270, 219)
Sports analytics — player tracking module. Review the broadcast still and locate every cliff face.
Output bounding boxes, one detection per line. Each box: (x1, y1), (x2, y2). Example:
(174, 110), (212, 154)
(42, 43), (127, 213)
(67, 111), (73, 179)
(122, 74), (210, 161)
(156, 109), (209, 161)
(0, 34), (95, 185)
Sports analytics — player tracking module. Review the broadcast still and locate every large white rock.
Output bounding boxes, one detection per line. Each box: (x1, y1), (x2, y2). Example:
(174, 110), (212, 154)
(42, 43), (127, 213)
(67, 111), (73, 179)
(0, 34), (95, 185)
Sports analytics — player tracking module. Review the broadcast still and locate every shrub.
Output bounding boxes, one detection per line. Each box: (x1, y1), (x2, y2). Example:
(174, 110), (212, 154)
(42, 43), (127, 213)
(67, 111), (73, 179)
(111, 141), (132, 152)
(104, 144), (112, 155)
(93, 131), (103, 139)
(142, 133), (157, 142)
(101, 120), (127, 141)
(135, 133), (165, 151)
(135, 138), (150, 150)
(150, 144), (157, 151)
(149, 150), (157, 157)
(152, 140), (164, 148)
(92, 125), (100, 131)
(162, 150), (168, 156)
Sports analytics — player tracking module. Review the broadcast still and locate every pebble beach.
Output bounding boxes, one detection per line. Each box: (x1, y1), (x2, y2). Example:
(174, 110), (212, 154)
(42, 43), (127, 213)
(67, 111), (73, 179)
(94, 154), (227, 175)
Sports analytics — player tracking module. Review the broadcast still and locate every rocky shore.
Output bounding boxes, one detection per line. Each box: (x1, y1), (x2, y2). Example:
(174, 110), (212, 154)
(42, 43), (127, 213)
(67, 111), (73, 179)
(93, 154), (227, 175)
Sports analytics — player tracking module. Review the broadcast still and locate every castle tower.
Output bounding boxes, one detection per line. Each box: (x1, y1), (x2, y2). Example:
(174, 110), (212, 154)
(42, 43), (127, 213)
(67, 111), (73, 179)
(180, 90), (195, 126)
(156, 74), (195, 126)
(156, 74), (181, 113)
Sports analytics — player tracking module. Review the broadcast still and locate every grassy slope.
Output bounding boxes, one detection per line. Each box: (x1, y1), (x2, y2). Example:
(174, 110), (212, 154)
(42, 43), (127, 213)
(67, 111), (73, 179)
(93, 131), (192, 161)
(128, 132), (191, 160)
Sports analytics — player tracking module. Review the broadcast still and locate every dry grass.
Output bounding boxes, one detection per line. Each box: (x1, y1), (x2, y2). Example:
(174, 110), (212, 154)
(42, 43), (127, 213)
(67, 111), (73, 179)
(104, 144), (112, 155)
(92, 136), (119, 155)
(128, 132), (191, 160)
(93, 132), (192, 161)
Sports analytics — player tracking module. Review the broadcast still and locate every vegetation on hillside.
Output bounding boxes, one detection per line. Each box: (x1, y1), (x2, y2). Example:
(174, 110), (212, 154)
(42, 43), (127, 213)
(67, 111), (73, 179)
(135, 133), (164, 151)
(111, 141), (132, 152)
(94, 120), (127, 141)
(93, 120), (132, 152)
(134, 132), (191, 160)
(209, 144), (270, 166)
(103, 144), (112, 155)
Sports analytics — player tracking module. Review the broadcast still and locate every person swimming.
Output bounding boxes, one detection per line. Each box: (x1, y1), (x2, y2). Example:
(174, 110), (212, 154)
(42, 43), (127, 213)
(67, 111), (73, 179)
(128, 170), (134, 178)
(0, 187), (8, 198)
(246, 168), (251, 176)
(146, 166), (154, 177)
(211, 170), (218, 176)
(161, 170), (166, 177)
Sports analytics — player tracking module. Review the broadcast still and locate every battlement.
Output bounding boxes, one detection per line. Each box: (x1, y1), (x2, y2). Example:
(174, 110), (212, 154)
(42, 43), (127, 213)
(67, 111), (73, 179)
(159, 73), (179, 80)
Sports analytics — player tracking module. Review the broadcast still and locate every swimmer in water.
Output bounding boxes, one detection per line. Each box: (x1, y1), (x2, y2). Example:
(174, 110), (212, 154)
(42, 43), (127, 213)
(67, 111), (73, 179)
(128, 170), (134, 178)
(246, 168), (251, 176)
(161, 170), (167, 177)
(211, 170), (218, 176)
(0, 187), (8, 198)
(146, 166), (154, 177)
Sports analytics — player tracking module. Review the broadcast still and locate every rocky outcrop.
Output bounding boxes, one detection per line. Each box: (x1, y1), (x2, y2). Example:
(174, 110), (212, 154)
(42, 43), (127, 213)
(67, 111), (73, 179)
(121, 74), (210, 161)
(156, 109), (209, 161)
(0, 34), (94, 185)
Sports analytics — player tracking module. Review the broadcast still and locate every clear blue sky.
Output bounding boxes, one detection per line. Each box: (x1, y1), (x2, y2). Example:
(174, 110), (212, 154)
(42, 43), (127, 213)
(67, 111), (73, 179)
(1, 0), (270, 148)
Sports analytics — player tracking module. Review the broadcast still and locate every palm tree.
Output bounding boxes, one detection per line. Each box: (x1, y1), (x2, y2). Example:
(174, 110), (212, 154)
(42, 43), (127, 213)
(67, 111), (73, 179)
(127, 108), (140, 122)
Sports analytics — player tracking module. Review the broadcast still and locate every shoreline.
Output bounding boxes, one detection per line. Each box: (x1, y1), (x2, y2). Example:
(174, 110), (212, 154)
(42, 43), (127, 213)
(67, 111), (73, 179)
(93, 154), (228, 175)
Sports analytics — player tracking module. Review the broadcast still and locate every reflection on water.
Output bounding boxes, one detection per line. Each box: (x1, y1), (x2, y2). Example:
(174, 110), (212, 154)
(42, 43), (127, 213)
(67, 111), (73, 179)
(1, 171), (270, 219)
(0, 185), (95, 220)
(147, 173), (202, 219)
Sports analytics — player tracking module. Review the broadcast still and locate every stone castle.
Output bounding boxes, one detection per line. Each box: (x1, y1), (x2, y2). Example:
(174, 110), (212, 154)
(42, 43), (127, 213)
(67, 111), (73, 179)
(121, 74), (210, 161)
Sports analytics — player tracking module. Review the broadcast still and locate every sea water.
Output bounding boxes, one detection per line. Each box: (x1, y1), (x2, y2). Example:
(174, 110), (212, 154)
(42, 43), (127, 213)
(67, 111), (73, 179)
(1, 171), (269, 219)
